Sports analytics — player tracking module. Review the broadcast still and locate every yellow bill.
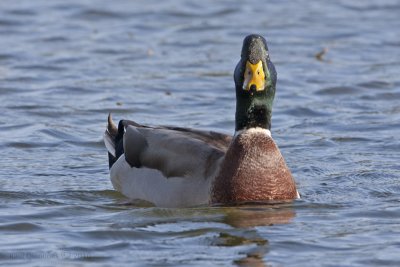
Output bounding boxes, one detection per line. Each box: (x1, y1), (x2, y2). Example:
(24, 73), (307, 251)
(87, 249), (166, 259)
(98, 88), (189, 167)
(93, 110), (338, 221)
(243, 60), (265, 92)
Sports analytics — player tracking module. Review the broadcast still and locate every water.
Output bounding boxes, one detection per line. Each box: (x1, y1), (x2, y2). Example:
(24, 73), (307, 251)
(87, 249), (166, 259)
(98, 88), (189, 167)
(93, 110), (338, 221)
(1, 0), (399, 266)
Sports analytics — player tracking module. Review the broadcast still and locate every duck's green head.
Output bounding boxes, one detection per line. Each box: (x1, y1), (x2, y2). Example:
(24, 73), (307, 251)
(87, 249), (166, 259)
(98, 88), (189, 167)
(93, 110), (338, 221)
(234, 34), (277, 132)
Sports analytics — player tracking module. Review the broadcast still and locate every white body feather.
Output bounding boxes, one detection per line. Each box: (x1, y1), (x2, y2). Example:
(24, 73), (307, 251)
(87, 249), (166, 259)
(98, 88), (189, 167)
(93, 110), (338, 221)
(110, 155), (216, 207)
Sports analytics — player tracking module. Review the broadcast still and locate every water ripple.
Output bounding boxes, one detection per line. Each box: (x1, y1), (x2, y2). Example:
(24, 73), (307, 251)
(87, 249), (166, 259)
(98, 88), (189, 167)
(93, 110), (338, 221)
(71, 9), (130, 21)
(0, 222), (42, 232)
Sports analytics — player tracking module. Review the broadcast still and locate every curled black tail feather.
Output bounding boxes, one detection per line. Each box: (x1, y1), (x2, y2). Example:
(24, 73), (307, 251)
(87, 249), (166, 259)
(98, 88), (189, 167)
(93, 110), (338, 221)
(115, 120), (126, 159)
(106, 116), (149, 169)
(105, 114), (125, 169)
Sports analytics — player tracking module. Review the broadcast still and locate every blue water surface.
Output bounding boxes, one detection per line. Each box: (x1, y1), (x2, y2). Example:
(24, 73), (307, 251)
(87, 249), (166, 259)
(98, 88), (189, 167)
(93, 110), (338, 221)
(0, 0), (400, 266)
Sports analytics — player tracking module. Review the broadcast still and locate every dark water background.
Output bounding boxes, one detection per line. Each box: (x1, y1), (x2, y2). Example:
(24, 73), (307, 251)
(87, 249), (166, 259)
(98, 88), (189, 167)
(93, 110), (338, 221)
(1, 0), (400, 266)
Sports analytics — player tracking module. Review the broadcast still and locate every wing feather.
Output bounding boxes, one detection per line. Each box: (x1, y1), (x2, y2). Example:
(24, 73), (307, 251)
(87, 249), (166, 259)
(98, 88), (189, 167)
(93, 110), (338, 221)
(127, 125), (230, 179)
(105, 117), (232, 179)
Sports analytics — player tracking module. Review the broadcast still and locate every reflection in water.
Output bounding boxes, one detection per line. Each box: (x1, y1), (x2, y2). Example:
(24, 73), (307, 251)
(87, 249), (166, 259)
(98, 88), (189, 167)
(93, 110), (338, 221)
(222, 204), (296, 228)
(214, 231), (269, 267)
(234, 250), (268, 267)
(215, 205), (296, 266)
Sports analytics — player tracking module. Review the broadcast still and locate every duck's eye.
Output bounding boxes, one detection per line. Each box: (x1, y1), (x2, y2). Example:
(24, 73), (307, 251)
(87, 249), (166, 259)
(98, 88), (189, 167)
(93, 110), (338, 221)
(257, 71), (260, 75)
(247, 71), (251, 75)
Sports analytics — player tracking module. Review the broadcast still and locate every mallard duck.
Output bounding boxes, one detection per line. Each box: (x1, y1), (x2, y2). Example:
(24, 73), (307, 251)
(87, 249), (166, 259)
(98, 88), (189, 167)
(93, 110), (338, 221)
(104, 34), (299, 207)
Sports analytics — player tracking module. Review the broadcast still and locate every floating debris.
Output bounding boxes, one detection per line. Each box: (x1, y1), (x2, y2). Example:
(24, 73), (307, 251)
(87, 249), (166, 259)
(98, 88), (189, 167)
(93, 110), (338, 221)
(315, 47), (329, 61)
(147, 48), (154, 56)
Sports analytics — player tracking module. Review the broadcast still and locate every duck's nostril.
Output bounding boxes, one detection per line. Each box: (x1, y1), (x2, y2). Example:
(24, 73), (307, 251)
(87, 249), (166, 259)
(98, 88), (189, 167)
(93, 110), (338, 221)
(250, 84), (256, 91)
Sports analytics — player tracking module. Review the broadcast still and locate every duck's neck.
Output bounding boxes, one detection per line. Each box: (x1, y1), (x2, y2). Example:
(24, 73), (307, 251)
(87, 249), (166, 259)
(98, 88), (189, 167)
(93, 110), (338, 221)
(235, 93), (273, 132)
